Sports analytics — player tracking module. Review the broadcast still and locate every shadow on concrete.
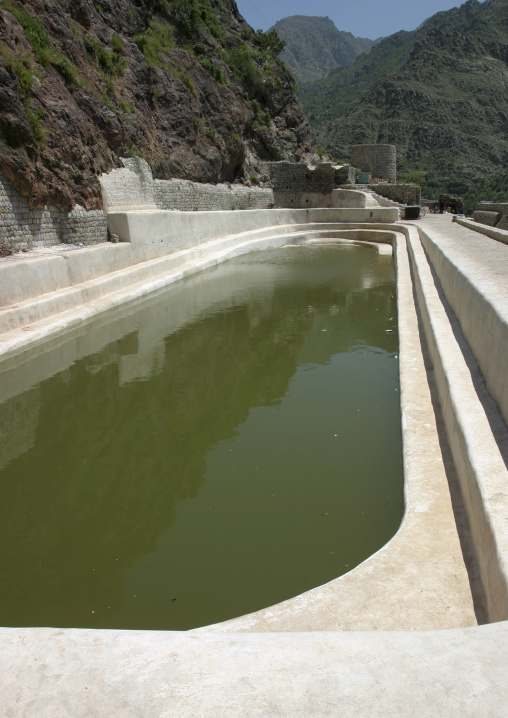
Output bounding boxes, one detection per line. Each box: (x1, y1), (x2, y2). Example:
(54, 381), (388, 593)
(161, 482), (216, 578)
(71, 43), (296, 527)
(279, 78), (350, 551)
(411, 274), (490, 625)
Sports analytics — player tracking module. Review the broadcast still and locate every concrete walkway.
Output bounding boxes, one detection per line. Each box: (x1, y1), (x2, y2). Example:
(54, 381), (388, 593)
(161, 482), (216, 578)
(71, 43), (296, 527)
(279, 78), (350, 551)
(416, 214), (508, 431)
(416, 214), (508, 314)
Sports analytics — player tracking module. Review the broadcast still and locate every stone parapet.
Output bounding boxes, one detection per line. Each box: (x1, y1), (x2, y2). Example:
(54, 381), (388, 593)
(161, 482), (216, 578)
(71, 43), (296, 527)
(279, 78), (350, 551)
(473, 210), (501, 227)
(100, 157), (157, 211)
(334, 164), (356, 185)
(477, 202), (508, 215)
(100, 158), (274, 213)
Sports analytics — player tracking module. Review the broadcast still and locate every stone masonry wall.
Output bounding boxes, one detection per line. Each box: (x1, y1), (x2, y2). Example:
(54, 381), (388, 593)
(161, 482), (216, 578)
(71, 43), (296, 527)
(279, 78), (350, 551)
(474, 202), (508, 228)
(0, 170), (107, 253)
(153, 178), (273, 211)
(477, 202), (508, 215)
(369, 183), (420, 205)
(473, 210), (500, 227)
(351, 145), (397, 182)
(259, 161), (335, 208)
(100, 158), (274, 212)
(334, 165), (356, 185)
(100, 157), (157, 211)
(473, 202), (508, 230)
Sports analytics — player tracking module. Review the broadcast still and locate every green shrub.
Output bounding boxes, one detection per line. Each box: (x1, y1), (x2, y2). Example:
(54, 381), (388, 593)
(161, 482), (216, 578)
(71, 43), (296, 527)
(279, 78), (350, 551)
(179, 71), (196, 95)
(134, 20), (174, 67)
(401, 170), (427, 186)
(119, 99), (136, 114)
(100, 93), (115, 111)
(1, 0), (84, 87)
(166, 0), (223, 42)
(52, 54), (80, 87)
(253, 29), (285, 57)
(0, 41), (45, 143)
(84, 34), (125, 77)
(126, 141), (145, 158)
(226, 132), (241, 151)
(227, 45), (264, 97)
(1, 0), (51, 65)
(198, 56), (225, 84)
(111, 35), (124, 54)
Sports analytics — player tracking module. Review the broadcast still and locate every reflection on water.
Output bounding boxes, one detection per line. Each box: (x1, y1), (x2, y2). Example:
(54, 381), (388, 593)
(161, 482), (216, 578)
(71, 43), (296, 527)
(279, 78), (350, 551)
(0, 245), (403, 630)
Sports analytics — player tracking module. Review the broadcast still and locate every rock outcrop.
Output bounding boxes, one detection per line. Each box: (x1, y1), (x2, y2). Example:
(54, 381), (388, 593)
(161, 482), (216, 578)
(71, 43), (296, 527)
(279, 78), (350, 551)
(0, 0), (315, 210)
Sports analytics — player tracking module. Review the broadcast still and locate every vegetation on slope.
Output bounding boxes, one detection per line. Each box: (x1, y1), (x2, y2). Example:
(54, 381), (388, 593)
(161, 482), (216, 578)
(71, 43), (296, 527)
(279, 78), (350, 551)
(300, 0), (483, 124)
(299, 0), (508, 212)
(0, 0), (314, 209)
(271, 15), (374, 86)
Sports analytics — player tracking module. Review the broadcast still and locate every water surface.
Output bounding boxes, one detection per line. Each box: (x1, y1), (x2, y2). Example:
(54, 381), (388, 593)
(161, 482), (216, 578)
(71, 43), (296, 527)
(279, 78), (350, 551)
(0, 244), (403, 630)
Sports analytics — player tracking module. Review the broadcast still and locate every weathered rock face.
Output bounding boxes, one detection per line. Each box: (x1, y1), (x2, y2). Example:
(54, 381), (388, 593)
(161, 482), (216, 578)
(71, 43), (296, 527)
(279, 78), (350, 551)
(0, 0), (315, 210)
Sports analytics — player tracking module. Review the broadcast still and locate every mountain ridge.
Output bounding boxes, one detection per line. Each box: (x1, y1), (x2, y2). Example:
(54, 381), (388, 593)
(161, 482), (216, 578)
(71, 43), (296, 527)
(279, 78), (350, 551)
(300, 0), (484, 125)
(290, 0), (508, 210)
(270, 15), (374, 85)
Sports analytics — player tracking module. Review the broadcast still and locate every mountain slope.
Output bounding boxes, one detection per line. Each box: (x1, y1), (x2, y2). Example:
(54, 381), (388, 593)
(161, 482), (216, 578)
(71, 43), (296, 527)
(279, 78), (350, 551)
(301, 0), (483, 124)
(271, 15), (374, 85)
(0, 0), (314, 210)
(318, 0), (508, 209)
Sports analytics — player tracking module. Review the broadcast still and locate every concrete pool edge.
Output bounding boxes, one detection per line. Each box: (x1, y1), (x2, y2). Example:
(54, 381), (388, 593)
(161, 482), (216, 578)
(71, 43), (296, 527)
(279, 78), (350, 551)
(1, 215), (508, 714)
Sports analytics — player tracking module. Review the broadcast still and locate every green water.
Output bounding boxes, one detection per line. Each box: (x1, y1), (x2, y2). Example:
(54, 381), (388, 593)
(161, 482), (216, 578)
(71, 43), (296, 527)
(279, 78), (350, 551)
(0, 244), (403, 630)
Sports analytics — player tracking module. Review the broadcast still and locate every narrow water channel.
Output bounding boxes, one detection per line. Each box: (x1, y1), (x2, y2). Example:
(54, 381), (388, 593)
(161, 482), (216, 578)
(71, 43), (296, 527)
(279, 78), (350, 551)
(0, 244), (403, 630)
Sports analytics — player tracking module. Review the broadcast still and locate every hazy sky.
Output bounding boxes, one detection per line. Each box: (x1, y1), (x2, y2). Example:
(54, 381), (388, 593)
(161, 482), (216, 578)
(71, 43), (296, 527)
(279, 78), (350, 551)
(235, 0), (485, 39)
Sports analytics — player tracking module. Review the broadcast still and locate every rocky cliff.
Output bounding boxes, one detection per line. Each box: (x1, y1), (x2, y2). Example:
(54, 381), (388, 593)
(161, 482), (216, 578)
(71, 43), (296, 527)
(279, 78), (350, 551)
(0, 0), (315, 210)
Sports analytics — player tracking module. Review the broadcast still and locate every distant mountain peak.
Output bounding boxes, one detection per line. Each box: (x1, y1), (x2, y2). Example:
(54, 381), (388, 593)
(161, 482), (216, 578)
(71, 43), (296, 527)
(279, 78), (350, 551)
(271, 15), (375, 85)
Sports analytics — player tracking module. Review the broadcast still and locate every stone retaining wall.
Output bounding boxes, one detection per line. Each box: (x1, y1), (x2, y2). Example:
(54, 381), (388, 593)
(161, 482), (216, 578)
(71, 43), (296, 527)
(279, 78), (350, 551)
(334, 165), (356, 185)
(0, 170), (107, 253)
(153, 178), (273, 211)
(101, 158), (274, 212)
(100, 158), (156, 210)
(474, 202), (508, 229)
(368, 183), (420, 205)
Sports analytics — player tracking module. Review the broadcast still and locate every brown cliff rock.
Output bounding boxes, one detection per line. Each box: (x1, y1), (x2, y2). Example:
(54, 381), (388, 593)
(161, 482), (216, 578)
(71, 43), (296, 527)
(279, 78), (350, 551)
(0, 0), (315, 209)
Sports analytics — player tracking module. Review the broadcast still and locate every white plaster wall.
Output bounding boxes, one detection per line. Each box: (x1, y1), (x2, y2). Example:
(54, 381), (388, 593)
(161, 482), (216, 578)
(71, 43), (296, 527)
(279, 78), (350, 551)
(106, 207), (399, 261)
(418, 225), (508, 431)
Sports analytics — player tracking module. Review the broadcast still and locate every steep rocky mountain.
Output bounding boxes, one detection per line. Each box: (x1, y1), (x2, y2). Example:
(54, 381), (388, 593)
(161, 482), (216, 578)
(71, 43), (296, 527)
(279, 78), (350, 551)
(301, 0), (484, 124)
(0, 0), (314, 210)
(271, 16), (374, 85)
(304, 0), (508, 210)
